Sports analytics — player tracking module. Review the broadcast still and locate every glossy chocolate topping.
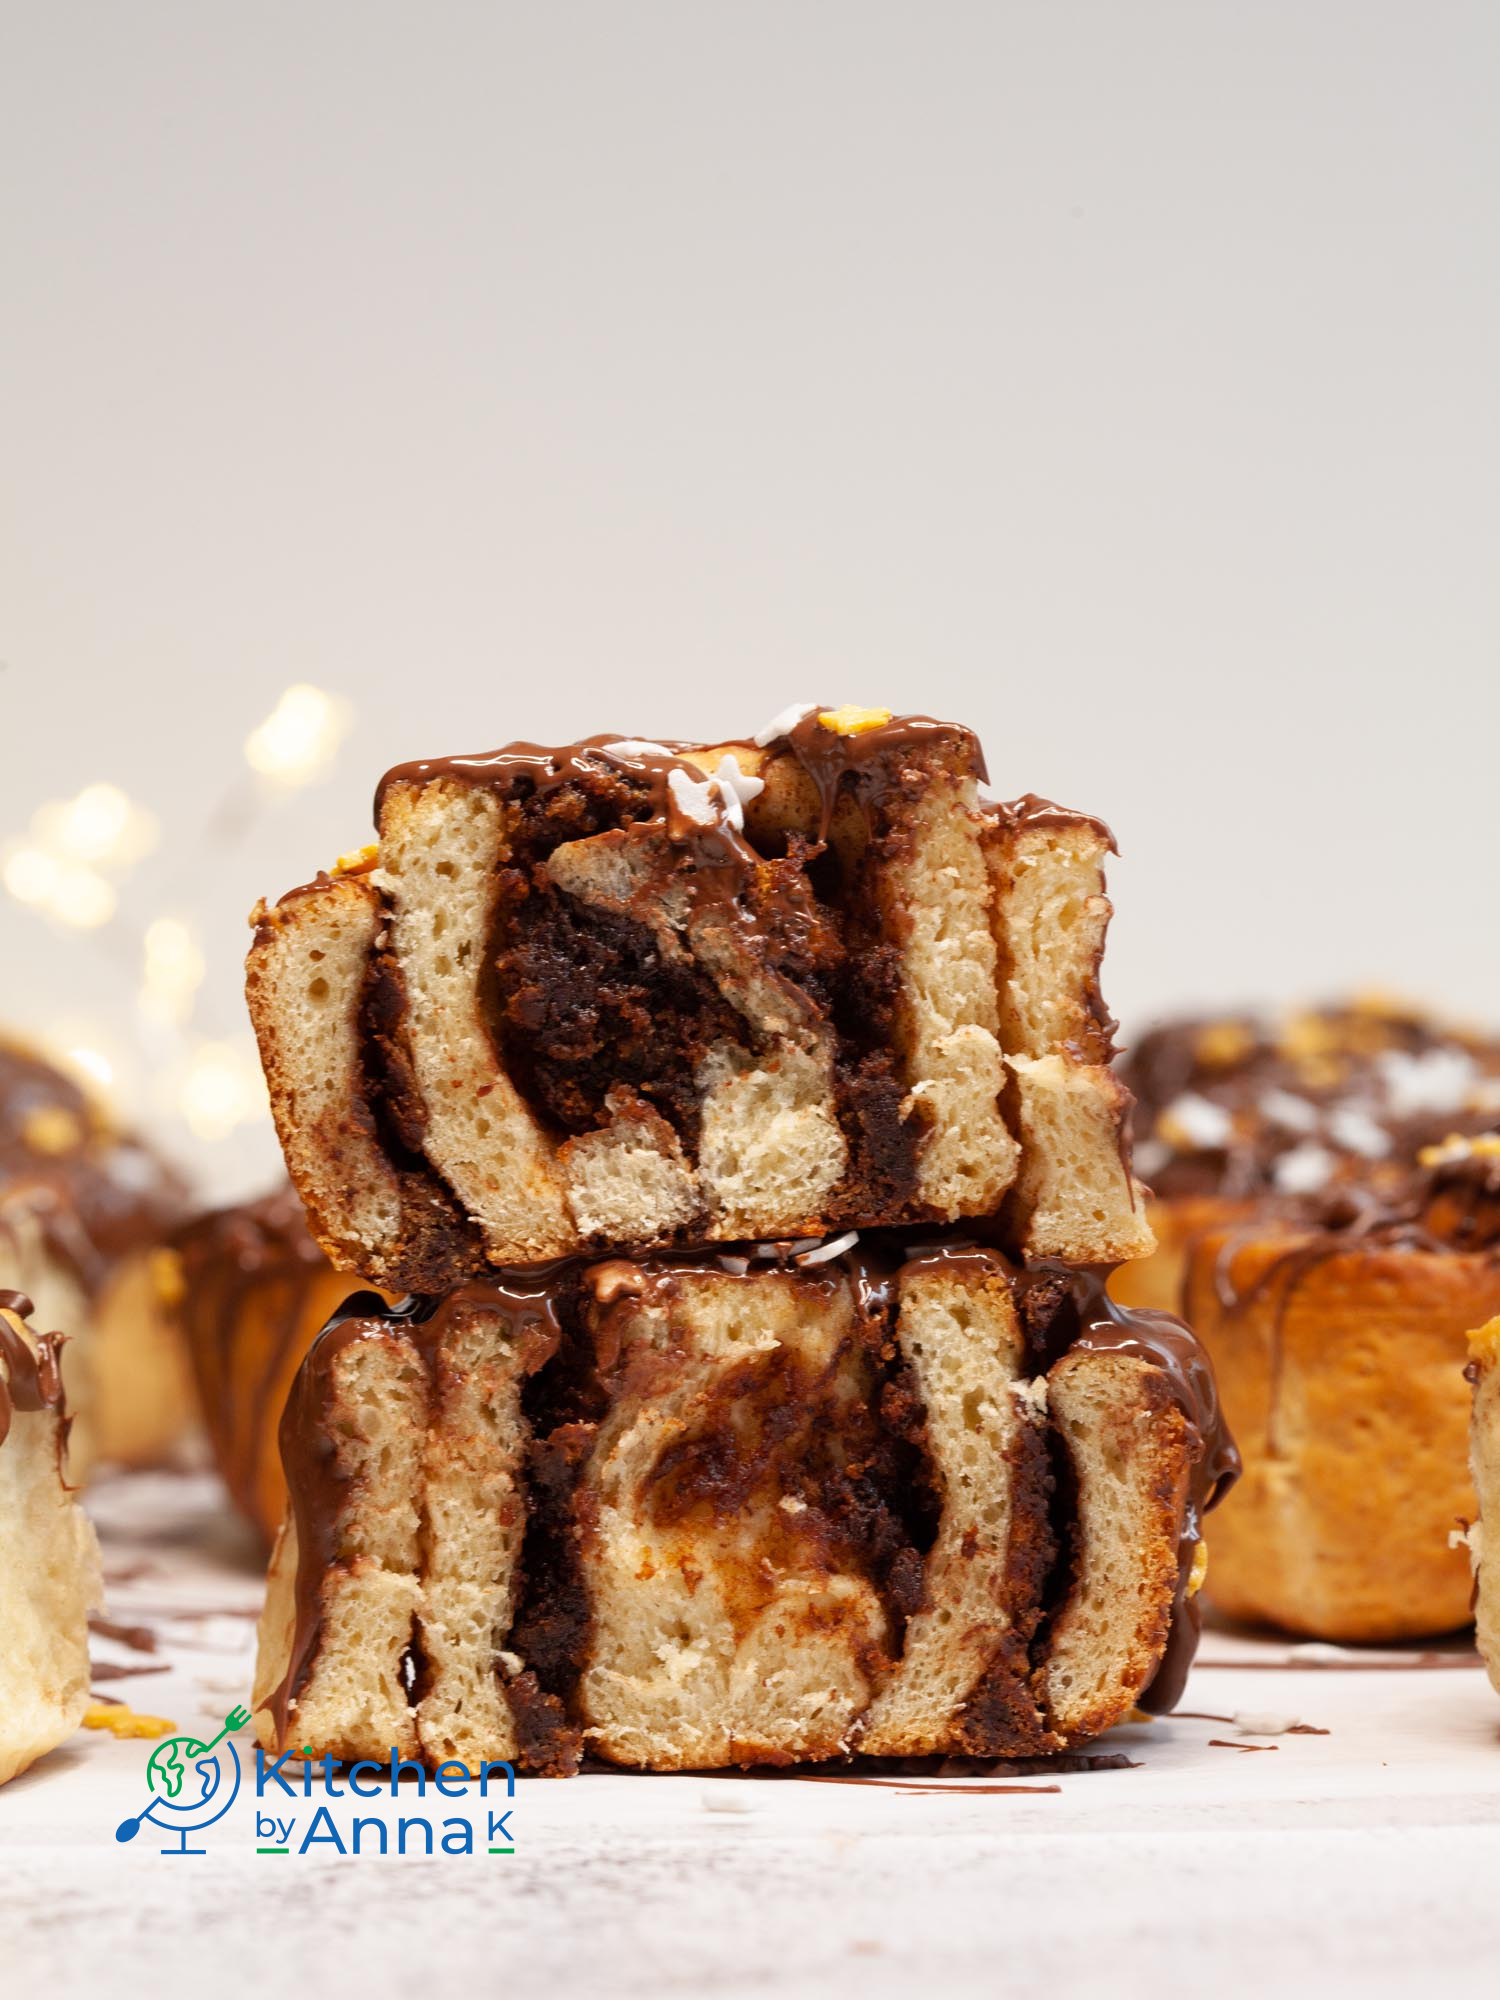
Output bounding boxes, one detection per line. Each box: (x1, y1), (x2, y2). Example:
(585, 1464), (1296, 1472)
(983, 792), (1118, 855)
(780, 711), (981, 841)
(0, 1288), (68, 1452)
(1202, 1138), (1500, 1347)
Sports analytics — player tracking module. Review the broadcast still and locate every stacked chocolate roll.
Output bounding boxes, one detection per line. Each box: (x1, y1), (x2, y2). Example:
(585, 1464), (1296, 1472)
(245, 705), (1236, 1774)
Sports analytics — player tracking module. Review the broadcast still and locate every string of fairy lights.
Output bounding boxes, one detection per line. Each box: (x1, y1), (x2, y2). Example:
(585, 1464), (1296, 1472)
(2, 684), (352, 1164)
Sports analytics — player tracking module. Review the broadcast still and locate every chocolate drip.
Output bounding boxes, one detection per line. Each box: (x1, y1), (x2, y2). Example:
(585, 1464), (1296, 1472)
(0, 1289), (68, 1454)
(1062, 1276), (1240, 1714)
(268, 1272), (574, 1745)
(778, 711), (982, 842)
(1207, 1146), (1500, 1334)
(376, 733), (734, 824)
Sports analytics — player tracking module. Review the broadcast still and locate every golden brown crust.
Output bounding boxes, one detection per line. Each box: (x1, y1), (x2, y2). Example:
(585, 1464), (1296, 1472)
(1108, 1194), (1254, 1315)
(1183, 1227), (1498, 1640)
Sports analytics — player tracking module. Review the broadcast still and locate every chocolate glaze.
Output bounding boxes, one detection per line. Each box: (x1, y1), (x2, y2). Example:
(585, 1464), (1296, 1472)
(984, 792), (1118, 857)
(0, 1288), (67, 1451)
(779, 711), (982, 841)
(269, 1234), (1232, 1760)
(1122, 1002), (1500, 1204)
(268, 1273), (571, 1746)
(1195, 1144), (1500, 1459)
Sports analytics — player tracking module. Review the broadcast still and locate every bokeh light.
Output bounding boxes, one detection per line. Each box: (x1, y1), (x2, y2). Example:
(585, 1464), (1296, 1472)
(176, 1040), (271, 1142)
(244, 683), (353, 785)
(140, 917), (207, 1027)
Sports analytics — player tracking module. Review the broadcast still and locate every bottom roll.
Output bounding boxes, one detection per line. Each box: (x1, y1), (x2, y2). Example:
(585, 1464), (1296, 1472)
(251, 1241), (1237, 1774)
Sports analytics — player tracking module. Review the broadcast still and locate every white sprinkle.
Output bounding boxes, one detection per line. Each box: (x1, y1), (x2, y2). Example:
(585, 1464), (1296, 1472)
(1272, 1142), (1337, 1194)
(751, 1238), (824, 1259)
(1376, 1047), (1477, 1118)
(1259, 1089), (1320, 1135)
(709, 753), (765, 831)
(779, 1495), (809, 1514)
(753, 702), (818, 747)
(1325, 1106), (1392, 1159)
(498, 1650), (524, 1677)
(1232, 1711), (1304, 1735)
(796, 1230), (860, 1266)
(716, 1255), (750, 1276)
(1012, 1377), (1049, 1416)
(666, 766), (720, 827)
(1163, 1092), (1235, 1149)
(605, 739), (674, 759)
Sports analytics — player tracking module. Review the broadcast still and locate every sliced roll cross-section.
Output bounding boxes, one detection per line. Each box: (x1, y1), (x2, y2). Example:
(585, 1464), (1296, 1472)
(0, 1290), (101, 1786)
(246, 707), (1151, 1291)
(252, 1240), (1235, 1774)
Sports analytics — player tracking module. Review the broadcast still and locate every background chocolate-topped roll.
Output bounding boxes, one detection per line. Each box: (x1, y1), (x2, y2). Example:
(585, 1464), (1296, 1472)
(0, 1037), (196, 1474)
(1179, 1134), (1500, 1641)
(1113, 996), (1500, 1314)
(245, 706), (1154, 1293)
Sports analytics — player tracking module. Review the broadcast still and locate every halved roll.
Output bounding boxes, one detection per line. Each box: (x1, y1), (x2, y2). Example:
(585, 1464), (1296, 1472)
(246, 709), (1150, 1292)
(253, 1241), (1233, 1773)
(0, 1290), (100, 1785)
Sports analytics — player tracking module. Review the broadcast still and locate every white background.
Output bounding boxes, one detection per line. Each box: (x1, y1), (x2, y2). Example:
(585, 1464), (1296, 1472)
(2, 1), (1497, 1195)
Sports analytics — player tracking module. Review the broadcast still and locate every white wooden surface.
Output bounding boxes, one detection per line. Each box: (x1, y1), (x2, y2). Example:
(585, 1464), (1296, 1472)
(4, 1471), (1499, 2000)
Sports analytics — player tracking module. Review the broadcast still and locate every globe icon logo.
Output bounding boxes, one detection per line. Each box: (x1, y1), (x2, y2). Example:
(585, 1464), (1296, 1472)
(116, 1706), (248, 1854)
